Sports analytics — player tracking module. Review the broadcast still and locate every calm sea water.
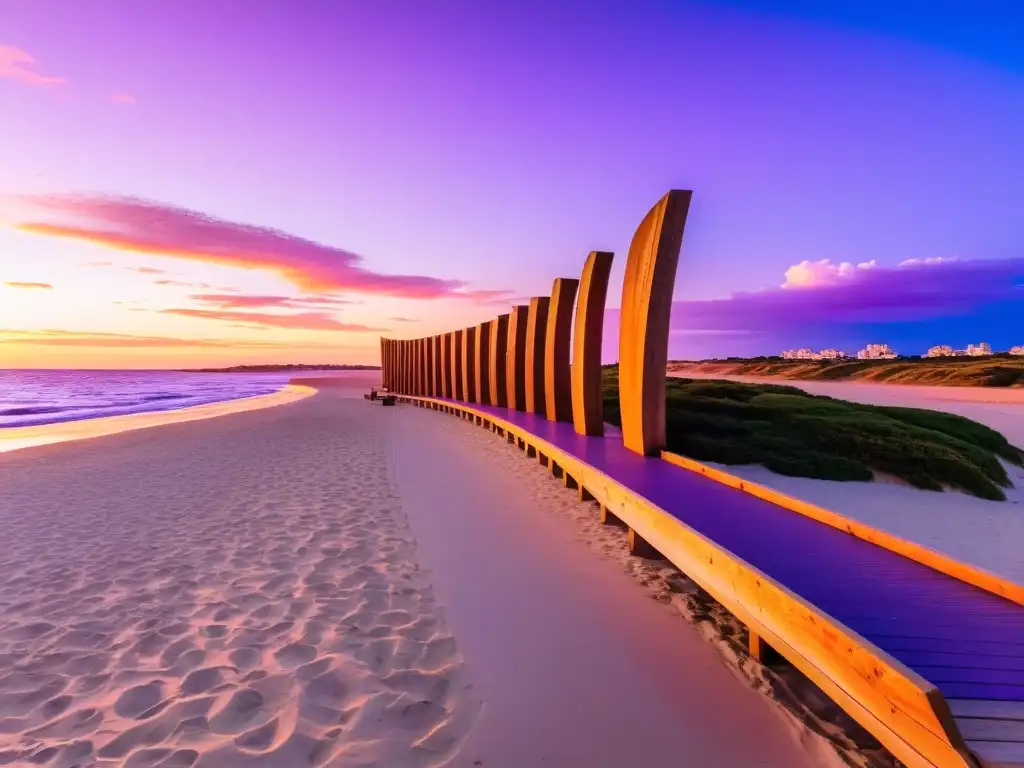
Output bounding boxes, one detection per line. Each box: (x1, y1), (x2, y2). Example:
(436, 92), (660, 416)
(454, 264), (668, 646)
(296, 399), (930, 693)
(0, 370), (294, 428)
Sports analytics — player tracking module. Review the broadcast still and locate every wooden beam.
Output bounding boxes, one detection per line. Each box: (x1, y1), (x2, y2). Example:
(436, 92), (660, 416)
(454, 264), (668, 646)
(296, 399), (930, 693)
(476, 320), (492, 406)
(452, 329), (464, 401)
(618, 190), (692, 456)
(489, 314), (509, 407)
(506, 305), (529, 410)
(544, 277), (579, 422)
(524, 296), (550, 416)
(572, 251), (614, 436)
(441, 333), (452, 398)
(462, 326), (477, 403)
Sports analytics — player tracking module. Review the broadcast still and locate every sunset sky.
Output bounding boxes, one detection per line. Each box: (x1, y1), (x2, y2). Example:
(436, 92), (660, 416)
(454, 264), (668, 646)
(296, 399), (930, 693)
(1, 0), (1021, 368)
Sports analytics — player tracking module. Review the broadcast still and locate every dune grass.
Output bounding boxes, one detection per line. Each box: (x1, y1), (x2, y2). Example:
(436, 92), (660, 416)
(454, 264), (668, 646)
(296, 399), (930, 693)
(601, 368), (1024, 501)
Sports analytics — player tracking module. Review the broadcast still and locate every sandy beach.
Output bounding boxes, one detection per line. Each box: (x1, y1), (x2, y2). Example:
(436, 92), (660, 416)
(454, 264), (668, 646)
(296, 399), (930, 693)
(0, 377), (852, 767)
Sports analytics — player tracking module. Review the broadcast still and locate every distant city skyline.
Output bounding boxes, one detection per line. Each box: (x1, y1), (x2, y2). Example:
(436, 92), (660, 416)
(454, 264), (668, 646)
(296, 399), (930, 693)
(1, 1), (1022, 368)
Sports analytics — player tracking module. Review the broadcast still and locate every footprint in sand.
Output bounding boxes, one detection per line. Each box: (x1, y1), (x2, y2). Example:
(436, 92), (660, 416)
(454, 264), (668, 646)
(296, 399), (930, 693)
(273, 643), (316, 668)
(234, 717), (278, 751)
(181, 667), (229, 696)
(115, 681), (165, 718)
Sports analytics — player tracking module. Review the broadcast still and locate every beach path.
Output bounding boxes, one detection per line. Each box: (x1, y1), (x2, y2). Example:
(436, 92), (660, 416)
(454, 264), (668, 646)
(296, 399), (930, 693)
(0, 381), (837, 767)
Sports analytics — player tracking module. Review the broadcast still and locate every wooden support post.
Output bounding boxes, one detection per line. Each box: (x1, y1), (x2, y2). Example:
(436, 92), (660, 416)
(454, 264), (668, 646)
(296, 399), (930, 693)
(489, 314), (509, 407)
(747, 629), (783, 665)
(599, 504), (624, 527)
(628, 528), (664, 560)
(544, 277), (579, 422)
(551, 462), (563, 479)
(564, 472), (577, 489)
(524, 296), (550, 416)
(527, 444), (536, 458)
(506, 305), (529, 410)
(476, 320), (492, 406)
(578, 485), (593, 502)
(538, 452), (548, 466)
(619, 191), (692, 456)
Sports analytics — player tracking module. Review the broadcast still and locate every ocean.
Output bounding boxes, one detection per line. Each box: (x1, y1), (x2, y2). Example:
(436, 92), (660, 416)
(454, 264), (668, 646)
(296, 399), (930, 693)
(0, 370), (293, 428)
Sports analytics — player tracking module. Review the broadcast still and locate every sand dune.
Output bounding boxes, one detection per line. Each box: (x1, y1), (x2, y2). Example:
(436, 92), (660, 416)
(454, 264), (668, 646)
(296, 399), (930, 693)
(0, 384), (478, 767)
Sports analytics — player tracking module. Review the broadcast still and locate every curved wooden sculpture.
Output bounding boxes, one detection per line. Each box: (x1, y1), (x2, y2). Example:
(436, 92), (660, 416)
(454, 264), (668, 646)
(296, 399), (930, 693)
(506, 306), (529, 410)
(489, 314), (509, 407)
(441, 333), (451, 397)
(544, 277), (579, 422)
(524, 296), (550, 417)
(462, 326), (477, 403)
(476, 320), (492, 406)
(572, 251), (614, 435)
(452, 329), (465, 401)
(619, 190), (692, 456)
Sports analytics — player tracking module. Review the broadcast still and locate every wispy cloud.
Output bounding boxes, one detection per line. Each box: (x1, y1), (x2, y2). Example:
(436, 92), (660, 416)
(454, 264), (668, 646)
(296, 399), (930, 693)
(159, 308), (386, 332)
(154, 279), (213, 289)
(110, 93), (137, 105)
(189, 293), (356, 310)
(0, 329), (320, 349)
(388, 316), (418, 322)
(3, 281), (53, 289)
(16, 193), (511, 302)
(0, 45), (65, 87)
(665, 257), (1024, 332)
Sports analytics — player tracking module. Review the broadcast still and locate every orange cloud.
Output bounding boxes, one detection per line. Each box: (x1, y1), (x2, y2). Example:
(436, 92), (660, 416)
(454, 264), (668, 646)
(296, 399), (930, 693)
(0, 45), (65, 87)
(16, 193), (511, 301)
(159, 308), (386, 332)
(0, 329), (310, 349)
(4, 281), (53, 289)
(110, 93), (137, 105)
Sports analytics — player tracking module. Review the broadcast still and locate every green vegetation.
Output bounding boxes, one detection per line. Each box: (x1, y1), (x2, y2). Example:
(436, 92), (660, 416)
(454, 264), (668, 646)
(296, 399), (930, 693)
(602, 368), (1024, 501)
(669, 355), (1024, 387)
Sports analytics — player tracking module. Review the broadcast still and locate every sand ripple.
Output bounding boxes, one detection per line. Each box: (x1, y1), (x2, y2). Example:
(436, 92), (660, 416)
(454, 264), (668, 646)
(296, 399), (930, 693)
(0, 394), (480, 766)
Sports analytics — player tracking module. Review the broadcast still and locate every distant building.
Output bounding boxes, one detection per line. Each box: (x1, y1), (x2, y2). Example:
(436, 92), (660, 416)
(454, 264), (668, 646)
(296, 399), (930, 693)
(857, 343), (897, 360)
(781, 348), (815, 360)
(1011, 346), (1024, 356)
(966, 342), (992, 357)
(926, 345), (954, 358)
(818, 349), (847, 360)
(780, 347), (847, 360)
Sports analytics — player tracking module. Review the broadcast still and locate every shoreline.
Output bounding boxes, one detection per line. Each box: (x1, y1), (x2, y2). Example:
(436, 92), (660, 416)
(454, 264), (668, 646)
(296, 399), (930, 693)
(0, 384), (316, 454)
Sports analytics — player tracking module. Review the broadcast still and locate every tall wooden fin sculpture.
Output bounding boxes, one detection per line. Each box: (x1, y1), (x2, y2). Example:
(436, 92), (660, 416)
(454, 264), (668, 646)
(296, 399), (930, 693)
(432, 335), (440, 397)
(489, 314), (509, 407)
(572, 251), (614, 435)
(544, 277), (579, 422)
(441, 333), (452, 397)
(476, 321), (492, 406)
(506, 306), (529, 410)
(452, 329), (465, 401)
(462, 326), (477, 403)
(404, 340), (411, 394)
(525, 296), (550, 416)
(421, 338), (429, 395)
(412, 339), (419, 395)
(619, 190), (692, 456)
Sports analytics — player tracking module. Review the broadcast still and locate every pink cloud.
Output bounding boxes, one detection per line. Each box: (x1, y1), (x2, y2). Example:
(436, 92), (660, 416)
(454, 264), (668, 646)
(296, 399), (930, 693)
(4, 281), (53, 289)
(110, 93), (137, 105)
(781, 259), (877, 288)
(155, 279), (213, 289)
(159, 307), (386, 332)
(189, 293), (356, 310)
(16, 193), (511, 301)
(0, 46), (65, 87)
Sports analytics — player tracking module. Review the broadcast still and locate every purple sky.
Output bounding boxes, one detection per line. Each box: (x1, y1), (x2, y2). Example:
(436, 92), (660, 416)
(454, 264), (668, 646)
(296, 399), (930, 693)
(1, 0), (1021, 365)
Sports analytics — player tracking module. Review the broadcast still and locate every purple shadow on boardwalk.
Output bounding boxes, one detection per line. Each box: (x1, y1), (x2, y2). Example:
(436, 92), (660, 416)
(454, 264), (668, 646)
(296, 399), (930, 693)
(434, 397), (1024, 704)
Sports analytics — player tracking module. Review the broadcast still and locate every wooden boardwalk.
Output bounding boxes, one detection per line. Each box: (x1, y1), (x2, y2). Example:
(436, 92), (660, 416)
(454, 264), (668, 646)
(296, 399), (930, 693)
(396, 395), (1024, 768)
